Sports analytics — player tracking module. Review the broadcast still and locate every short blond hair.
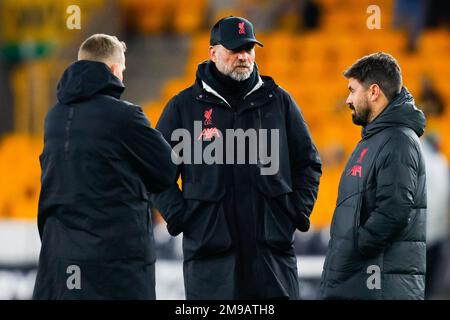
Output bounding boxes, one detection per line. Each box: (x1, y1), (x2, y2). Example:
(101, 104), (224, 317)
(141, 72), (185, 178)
(78, 34), (126, 63)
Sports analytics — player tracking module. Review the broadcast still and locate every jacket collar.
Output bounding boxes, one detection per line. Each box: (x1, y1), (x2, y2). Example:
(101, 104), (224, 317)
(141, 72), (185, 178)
(200, 76), (264, 108)
(191, 75), (278, 114)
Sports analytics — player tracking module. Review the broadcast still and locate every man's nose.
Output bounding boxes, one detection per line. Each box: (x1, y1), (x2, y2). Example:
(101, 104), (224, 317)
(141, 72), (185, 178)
(346, 95), (352, 105)
(237, 51), (249, 60)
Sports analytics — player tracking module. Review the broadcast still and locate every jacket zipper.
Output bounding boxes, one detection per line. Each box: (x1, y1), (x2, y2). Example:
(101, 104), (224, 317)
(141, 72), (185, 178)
(64, 107), (74, 160)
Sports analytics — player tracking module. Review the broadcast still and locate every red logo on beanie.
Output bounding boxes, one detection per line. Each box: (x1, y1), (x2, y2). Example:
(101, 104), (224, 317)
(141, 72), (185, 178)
(238, 22), (246, 35)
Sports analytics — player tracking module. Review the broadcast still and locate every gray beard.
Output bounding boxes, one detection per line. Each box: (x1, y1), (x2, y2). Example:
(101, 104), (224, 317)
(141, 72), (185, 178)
(216, 61), (254, 81)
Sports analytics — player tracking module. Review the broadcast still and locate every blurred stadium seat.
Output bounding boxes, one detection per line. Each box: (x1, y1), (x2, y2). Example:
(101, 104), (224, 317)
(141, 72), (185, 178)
(1, 0), (450, 301)
(1, 0), (450, 229)
(0, 134), (42, 220)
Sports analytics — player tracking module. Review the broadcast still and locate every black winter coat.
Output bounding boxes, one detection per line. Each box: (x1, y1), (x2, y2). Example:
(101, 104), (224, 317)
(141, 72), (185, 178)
(320, 87), (427, 300)
(151, 62), (322, 299)
(33, 60), (176, 299)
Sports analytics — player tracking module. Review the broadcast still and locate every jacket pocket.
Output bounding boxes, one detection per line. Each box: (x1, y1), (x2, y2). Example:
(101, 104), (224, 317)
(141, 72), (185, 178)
(330, 192), (363, 240)
(255, 176), (296, 253)
(181, 182), (231, 259)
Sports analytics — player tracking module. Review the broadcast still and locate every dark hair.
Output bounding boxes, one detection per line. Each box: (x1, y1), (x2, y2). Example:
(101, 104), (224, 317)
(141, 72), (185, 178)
(343, 52), (402, 101)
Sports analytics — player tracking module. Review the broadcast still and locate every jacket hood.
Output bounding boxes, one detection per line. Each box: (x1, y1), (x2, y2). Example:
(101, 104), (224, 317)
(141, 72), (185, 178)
(57, 60), (125, 104)
(362, 86), (426, 139)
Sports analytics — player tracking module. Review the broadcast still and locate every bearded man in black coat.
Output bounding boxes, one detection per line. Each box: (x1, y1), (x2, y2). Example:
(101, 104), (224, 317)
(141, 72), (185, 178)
(320, 52), (427, 300)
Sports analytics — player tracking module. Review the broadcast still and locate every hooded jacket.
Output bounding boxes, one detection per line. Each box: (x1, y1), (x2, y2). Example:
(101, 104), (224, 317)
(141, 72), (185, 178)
(151, 61), (322, 299)
(33, 60), (176, 299)
(320, 87), (427, 300)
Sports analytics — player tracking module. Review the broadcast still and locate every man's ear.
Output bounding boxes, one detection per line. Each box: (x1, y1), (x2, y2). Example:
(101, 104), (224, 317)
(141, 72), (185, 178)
(368, 84), (382, 102)
(108, 62), (121, 80)
(109, 63), (117, 74)
(209, 46), (216, 62)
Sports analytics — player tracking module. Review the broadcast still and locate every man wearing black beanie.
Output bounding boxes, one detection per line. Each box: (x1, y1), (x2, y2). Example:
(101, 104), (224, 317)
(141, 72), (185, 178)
(152, 17), (322, 299)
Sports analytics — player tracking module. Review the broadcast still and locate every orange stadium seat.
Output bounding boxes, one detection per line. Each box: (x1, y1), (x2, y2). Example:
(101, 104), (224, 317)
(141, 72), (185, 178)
(133, 1), (448, 231)
(4, 0), (450, 233)
(173, 0), (208, 34)
(0, 135), (42, 219)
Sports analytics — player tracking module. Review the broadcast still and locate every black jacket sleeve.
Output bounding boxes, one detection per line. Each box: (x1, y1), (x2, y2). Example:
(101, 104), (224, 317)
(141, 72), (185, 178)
(121, 105), (177, 193)
(284, 92), (322, 232)
(149, 97), (186, 236)
(357, 133), (420, 257)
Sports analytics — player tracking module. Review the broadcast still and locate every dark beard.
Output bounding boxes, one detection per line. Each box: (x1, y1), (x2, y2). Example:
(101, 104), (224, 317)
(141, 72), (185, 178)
(351, 103), (371, 127)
